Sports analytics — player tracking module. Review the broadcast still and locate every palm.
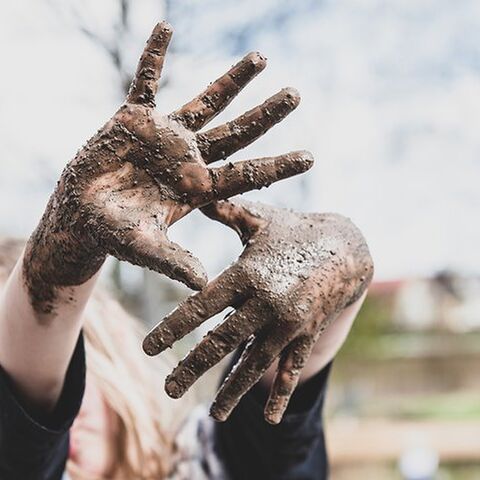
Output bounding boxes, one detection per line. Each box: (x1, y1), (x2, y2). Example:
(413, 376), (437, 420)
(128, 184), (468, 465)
(59, 22), (312, 290)
(143, 199), (373, 423)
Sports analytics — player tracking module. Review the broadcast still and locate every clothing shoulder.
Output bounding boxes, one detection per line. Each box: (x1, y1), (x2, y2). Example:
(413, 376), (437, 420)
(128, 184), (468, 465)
(170, 405), (229, 480)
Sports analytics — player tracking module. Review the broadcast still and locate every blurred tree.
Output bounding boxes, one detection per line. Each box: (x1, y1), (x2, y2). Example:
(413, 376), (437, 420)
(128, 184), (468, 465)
(46, 0), (168, 94)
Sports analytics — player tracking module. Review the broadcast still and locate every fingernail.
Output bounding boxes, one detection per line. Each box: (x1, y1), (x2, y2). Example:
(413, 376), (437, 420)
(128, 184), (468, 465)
(165, 379), (183, 399)
(245, 52), (267, 71)
(265, 412), (282, 425)
(210, 403), (229, 422)
(281, 87), (301, 107)
(142, 337), (158, 356)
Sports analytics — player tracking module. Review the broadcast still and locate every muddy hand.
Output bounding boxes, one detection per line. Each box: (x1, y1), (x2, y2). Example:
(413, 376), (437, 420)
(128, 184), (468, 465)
(24, 22), (313, 314)
(143, 199), (374, 424)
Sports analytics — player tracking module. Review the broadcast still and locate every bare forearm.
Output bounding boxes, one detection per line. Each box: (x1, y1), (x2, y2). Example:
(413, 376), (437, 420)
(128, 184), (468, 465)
(0, 250), (99, 413)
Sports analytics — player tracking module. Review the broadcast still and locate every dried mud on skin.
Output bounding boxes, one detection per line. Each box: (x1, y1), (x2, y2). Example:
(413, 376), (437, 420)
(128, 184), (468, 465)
(144, 199), (374, 424)
(22, 22), (312, 315)
(22, 21), (373, 424)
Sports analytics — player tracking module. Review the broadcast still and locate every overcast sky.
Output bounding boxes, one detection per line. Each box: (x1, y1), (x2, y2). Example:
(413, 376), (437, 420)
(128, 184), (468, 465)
(0, 0), (479, 281)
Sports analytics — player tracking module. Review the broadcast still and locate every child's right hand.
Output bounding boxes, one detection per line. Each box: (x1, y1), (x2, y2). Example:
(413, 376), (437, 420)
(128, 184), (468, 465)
(23, 22), (313, 314)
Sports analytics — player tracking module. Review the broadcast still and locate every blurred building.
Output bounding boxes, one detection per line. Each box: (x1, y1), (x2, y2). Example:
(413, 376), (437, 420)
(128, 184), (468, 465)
(371, 273), (480, 332)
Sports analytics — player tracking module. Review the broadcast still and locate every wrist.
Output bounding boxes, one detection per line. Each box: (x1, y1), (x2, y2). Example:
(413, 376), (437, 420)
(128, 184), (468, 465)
(23, 196), (105, 314)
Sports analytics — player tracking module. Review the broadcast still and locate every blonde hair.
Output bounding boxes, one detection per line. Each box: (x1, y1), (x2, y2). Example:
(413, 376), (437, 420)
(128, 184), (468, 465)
(0, 238), (187, 479)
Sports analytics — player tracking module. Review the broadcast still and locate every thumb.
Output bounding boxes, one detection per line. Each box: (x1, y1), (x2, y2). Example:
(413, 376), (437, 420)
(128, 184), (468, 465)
(201, 199), (265, 244)
(156, 238), (208, 290)
(111, 230), (207, 290)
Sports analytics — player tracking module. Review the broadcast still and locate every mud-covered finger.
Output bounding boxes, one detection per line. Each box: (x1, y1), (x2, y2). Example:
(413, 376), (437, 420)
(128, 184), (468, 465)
(210, 331), (288, 422)
(143, 269), (243, 356)
(264, 336), (315, 424)
(201, 200), (261, 242)
(210, 150), (313, 200)
(164, 299), (265, 398)
(110, 230), (206, 291)
(197, 87), (300, 164)
(171, 52), (267, 131)
(126, 21), (173, 107)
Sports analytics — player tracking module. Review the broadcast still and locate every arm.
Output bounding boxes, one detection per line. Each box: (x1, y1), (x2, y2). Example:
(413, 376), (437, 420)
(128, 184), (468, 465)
(0, 21), (310, 480)
(0, 22), (309, 417)
(0, 253), (98, 413)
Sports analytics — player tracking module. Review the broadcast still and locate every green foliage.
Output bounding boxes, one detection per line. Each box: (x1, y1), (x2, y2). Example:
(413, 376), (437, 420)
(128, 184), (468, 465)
(339, 294), (396, 359)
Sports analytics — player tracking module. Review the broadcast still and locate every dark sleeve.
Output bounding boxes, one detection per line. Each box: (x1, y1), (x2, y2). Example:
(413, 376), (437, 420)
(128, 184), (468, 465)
(215, 360), (332, 480)
(0, 333), (86, 480)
